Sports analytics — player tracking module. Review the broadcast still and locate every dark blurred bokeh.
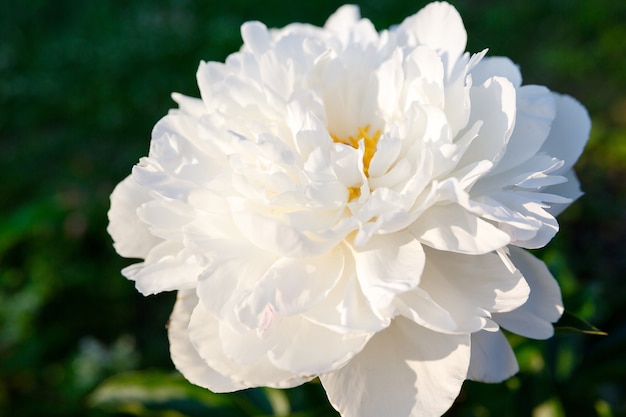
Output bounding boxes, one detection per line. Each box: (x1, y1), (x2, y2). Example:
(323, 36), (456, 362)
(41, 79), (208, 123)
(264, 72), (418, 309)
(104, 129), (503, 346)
(1, 0), (625, 416)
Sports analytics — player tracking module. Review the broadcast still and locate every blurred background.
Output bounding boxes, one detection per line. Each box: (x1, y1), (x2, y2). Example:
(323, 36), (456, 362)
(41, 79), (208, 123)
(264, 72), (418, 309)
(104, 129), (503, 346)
(1, 0), (625, 416)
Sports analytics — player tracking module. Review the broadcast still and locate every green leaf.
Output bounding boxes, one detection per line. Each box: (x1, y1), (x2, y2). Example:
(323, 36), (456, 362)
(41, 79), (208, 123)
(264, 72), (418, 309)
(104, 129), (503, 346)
(88, 370), (252, 417)
(554, 311), (607, 336)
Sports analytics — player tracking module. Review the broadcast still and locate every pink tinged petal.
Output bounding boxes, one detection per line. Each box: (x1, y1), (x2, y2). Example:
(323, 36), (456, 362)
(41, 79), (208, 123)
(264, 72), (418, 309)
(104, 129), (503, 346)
(168, 290), (246, 393)
(217, 312), (368, 377)
(320, 317), (471, 417)
(188, 302), (313, 389)
(540, 93), (591, 173)
(122, 242), (204, 295)
(196, 250), (277, 327)
(467, 329), (519, 383)
(458, 76), (516, 168)
(303, 256), (389, 334)
(236, 245), (345, 323)
(107, 175), (162, 259)
(399, 2), (467, 69)
(418, 248), (529, 333)
(493, 247), (564, 339)
(266, 316), (371, 376)
(353, 232), (425, 311)
(409, 203), (511, 255)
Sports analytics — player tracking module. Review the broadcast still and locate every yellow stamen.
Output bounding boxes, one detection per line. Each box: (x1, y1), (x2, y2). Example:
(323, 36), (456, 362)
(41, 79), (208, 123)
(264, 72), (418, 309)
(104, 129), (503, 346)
(330, 125), (381, 200)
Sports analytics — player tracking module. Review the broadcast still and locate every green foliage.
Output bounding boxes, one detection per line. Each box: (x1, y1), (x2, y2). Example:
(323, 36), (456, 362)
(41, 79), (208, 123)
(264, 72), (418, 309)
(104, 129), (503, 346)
(2, 0), (626, 416)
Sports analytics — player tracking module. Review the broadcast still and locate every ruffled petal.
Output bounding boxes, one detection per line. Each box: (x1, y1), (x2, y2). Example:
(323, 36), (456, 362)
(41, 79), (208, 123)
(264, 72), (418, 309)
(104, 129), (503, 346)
(353, 232), (425, 311)
(188, 301), (313, 389)
(493, 246), (564, 339)
(168, 290), (246, 392)
(122, 241), (204, 295)
(410, 203), (511, 254)
(320, 317), (470, 417)
(107, 175), (162, 259)
(417, 247), (529, 333)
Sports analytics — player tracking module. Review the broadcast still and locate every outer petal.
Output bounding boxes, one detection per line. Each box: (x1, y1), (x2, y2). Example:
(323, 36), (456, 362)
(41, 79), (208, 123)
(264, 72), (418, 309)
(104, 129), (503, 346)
(188, 301), (314, 389)
(324, 4), (361, 31)
(398, 2), (467, 70)
(168, 289), (246, 392)
(122, 242), (203, 295)
(417, 247), (529, 333)
(410, 203), (511, 255)
(107, 175), (162, 259)
(467, 329), (518, 383)
(320, 317), (470, 417)
(539, 93), (591, 173)
(492, 246), (564, 339)
(544, 170), (583, 216)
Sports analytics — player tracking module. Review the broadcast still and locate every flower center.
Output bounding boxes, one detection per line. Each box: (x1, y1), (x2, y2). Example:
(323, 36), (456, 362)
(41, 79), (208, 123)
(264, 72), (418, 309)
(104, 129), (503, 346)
(330, 125), (381, 200)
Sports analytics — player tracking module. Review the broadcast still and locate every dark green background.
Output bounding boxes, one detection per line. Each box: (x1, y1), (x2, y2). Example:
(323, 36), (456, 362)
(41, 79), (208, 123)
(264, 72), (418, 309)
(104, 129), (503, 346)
(2, 0), (625, 416)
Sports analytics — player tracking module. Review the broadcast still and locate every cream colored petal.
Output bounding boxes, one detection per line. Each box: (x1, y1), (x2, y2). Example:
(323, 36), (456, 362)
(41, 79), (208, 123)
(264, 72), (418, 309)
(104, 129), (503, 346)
(320, 317), (470, 417)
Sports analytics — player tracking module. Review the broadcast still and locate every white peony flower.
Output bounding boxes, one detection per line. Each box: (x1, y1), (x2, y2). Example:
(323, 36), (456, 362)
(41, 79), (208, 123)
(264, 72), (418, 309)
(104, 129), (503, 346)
(107, 2), (590, 416)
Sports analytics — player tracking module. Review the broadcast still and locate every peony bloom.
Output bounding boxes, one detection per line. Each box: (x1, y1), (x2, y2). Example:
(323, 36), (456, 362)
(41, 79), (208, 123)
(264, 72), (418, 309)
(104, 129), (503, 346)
(107, 2), (590, 416)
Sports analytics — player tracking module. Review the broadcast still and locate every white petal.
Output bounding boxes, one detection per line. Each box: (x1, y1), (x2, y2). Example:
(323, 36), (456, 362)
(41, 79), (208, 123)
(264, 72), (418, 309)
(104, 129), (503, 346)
(168, 290), (246, 392)
(487, 85), (556, 175)
(241, 21), (271, 56)
(544, 170), (583, 216)
(188, 301), (313, 389)
(399, 2), (467, 69)
(492, 246), (564, 339)
(467, 329), (519, 383)
(353, 232), (425, 311)
(303, 259), (389, 334)
(324, 4), (361, 31)
(196, 250), (276, 325)
(107, 175), (162, 259)
(540, 93), (591, 173)
(123, 242), (204, 295)
(231, 209), (338, 258)
(458, 76), (516, 168)
(320, 317), (470, 417)
(267, 317), (371, 375)
(410, 203), (511, 254)
(418, 248), (529, 333)
(471, 56), (522, 87)
(171, 92), (206, 118)
(394, 288), (458, 334)
(237, 245), (345, 320)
